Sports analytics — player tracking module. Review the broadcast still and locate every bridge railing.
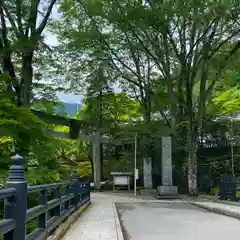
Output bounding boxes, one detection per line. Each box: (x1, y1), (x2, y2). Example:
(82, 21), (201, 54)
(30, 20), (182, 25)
(219, 175), (240, 201)
(0, 155), (90, 240)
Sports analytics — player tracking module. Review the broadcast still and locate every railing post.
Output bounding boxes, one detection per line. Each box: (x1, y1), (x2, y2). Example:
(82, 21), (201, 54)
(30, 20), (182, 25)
(78, 182), (83, 205)
(219, 175), (225, 200)
(81, 181), (89, 202)
(6, 154), (27, 240)
(231, 176), (237, 201)
(4, 193), (16, 240)
(64, 185), (70, 211)
(38, 190), (47, 229)
(84, 182), (87, 201)
(53, 187), (61, 216)
(71, 170), (80, 207)
(87, 180), (90, 200)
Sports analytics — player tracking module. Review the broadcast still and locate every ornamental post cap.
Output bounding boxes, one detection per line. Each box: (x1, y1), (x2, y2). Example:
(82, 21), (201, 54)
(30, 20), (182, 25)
(11, 154), (24, 165)
(71, 170), (79, 179)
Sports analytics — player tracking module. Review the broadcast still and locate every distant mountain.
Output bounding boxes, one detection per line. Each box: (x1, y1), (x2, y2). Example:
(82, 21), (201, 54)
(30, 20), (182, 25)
(55, 102), (82, 118)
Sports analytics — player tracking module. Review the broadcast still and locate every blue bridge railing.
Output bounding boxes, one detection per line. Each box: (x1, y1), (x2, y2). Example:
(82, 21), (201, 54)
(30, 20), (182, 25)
(219, 175), (240, 201)
(0, 155), (90, 240)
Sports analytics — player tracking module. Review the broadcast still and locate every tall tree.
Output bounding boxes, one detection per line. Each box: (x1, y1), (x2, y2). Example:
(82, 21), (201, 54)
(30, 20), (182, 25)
(55, 0), (240, 195)
(0, 0), (57, 106)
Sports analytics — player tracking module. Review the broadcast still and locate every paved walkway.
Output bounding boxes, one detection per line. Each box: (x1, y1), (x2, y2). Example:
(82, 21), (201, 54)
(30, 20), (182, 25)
(61, 193), (128, 240)
(117, 201), (240, 240)
(61, 192), (240, 240)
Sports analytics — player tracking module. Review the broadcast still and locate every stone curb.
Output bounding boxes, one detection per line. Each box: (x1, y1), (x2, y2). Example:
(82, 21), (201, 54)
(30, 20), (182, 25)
(116, 199), (184, 203)
(187, 201), (240, 221)
(113, 203), (124, 240)
(216, 200), (240, 206)
(47, 200), (91, 240)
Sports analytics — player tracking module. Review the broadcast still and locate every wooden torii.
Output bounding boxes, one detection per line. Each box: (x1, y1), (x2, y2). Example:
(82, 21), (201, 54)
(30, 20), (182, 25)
(31, 110), (130, 190)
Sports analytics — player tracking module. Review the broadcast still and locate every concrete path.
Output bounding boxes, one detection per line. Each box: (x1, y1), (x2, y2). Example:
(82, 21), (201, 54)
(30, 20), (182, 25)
(61, 192), (240, 240)
(61, 193), (127, 240)
(117, 201), (240, 240)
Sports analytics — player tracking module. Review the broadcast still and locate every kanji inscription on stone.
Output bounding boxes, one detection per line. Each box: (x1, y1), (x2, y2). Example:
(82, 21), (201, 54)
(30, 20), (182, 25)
(161, 137), (172, 186)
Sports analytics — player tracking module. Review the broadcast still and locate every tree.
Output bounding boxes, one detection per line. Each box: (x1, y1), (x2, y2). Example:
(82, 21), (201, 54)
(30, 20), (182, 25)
(0, 0), (57, 106)
(53, 0), (240, 195)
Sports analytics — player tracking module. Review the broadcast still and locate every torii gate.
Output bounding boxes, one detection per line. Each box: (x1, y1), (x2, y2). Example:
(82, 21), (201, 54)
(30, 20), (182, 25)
(32, 110), (178, 196)
(31, 110), (119, 190)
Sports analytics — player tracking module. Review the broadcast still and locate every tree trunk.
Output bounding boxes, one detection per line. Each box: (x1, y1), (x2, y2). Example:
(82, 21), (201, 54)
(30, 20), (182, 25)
(21, 53), (33, 106)
(185, 67), (198, 196)
(115, 145), (120, 161)
(187, 124), (198, 196)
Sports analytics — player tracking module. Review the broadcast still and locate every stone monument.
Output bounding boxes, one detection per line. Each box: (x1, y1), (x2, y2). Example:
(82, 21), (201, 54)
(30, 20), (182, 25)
(140, 157), (157, 195)
(143, 157), (153, 189)
(157, 136), (178, 196)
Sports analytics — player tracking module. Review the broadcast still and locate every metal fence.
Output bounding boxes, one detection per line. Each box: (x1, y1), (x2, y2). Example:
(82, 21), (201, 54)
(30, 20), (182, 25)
(0, 155), (90, 240)
(219, 175), (240, 201)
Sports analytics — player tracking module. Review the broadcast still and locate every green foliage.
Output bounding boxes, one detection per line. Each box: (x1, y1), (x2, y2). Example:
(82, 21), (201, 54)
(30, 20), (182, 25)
(76, 92), (141, 127)
(0, 0), (58, 106)
(212, 87), (240, 115)
(0, 101), (46, 138)
(78, 161), (92, 178)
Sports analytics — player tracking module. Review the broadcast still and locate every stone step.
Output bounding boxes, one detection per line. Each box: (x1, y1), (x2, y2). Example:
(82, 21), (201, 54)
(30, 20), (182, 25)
(155, 195), (181, 200)
(140, 189), (158, 196)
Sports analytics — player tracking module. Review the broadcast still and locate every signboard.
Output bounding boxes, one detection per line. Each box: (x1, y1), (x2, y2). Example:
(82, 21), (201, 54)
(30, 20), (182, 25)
(135, 169), (139, 180)
(113, 176), (129, 185)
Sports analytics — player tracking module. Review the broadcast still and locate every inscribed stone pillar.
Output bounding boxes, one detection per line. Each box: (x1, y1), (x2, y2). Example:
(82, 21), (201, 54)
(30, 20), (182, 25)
(143, 157), (153, 189)
(157, 136), (178, 196)
(161, 136), (173, 186)
(92, 131), (101, 190)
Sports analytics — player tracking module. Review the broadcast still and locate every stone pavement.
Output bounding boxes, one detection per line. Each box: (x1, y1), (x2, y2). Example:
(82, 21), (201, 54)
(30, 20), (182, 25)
(61, 192), (240, 240)
(61, 193), (128, 240)
(117, 201), (240, 240)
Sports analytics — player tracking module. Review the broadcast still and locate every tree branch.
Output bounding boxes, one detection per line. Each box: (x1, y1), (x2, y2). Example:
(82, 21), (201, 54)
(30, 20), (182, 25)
(36, 0), (57, 34)
(15, 0), (24, 35)
(29, 0), (41, 34)
(2, 4), (19, 36)
(81, 6), (139, 79)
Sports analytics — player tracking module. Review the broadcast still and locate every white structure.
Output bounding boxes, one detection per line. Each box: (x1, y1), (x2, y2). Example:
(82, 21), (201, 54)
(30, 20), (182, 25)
(111, 172), (132, 192)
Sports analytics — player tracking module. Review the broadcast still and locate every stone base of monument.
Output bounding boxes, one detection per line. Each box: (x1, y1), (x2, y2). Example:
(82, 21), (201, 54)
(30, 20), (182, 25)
(157, 185), (178, 196)
(140, 188), (157, 196)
